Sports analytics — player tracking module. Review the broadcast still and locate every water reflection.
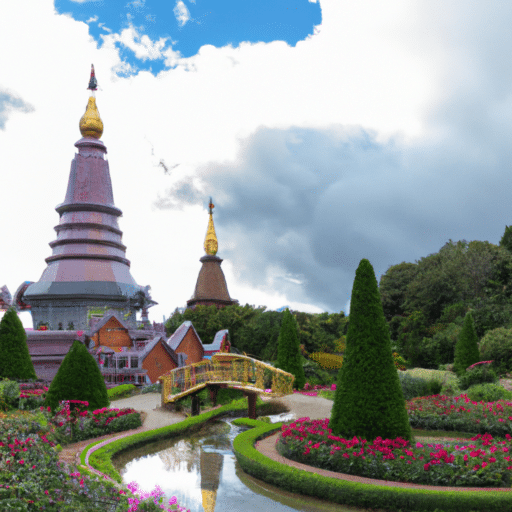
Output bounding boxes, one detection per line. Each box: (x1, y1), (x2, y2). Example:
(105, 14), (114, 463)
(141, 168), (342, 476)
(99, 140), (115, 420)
(115, 418), (347, 512)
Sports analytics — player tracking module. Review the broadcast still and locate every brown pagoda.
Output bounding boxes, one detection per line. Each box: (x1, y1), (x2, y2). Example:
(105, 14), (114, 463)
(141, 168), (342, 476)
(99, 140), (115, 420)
(22, 65), (154, 330)
(187, 199), (238, 309)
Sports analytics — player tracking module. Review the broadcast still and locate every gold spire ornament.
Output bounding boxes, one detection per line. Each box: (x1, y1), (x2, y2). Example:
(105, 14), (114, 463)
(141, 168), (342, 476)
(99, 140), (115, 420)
(79, 64), (103, 139)
(204, 198), (218, 256)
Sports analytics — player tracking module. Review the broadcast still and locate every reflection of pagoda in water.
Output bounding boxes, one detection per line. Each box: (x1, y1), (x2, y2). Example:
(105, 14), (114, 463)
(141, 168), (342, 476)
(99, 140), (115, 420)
(200, 449), (223, 512)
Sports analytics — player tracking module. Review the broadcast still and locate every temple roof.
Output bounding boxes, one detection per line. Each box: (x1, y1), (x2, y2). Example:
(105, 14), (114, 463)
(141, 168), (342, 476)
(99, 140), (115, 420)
(79, 65), (103, 139)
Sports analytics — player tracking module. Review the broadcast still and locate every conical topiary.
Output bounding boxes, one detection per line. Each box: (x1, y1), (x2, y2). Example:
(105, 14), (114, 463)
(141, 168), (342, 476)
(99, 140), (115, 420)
(44, 340), (109, 412)
(453, 311), (480, 376)
(329, 259), (412, 442)
(275, 309), (305, 390)
(0, 307), (37, 380)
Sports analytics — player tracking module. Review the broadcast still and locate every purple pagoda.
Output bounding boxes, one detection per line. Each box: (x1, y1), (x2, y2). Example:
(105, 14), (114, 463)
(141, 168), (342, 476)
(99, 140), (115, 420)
(22, 65), (155, 330)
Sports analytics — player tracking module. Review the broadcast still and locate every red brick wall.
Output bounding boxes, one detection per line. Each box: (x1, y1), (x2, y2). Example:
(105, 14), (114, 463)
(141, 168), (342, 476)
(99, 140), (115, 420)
(143, 341), (177, 383)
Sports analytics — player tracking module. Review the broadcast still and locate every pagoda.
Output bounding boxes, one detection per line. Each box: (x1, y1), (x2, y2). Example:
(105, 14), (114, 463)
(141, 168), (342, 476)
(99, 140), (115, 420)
(22, 65), (154, 330)
(187, 199), (238, 309)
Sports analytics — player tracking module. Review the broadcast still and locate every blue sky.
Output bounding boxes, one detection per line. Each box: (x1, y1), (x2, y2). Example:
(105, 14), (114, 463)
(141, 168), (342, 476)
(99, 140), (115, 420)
(55, 0), (321, 75)
(2, 1), (512, 328)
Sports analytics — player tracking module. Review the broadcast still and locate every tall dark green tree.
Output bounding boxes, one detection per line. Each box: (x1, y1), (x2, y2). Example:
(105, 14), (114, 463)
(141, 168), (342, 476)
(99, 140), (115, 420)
(330, 259), (411, 442)
(275, 309), (305, 390)
(0, 308), (37, 380)
(453, 312), (480, 376)
(44, 340), (109, 412)
(500, 225), (512, 253)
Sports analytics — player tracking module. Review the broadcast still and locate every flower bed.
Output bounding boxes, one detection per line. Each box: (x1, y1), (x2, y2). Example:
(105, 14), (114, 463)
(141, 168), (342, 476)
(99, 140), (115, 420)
(277, 417), (512, 487)
(277, 393), (512, 488)
(46, 400), (142, 444)
(293, 382), (336, 397)
(407, 393), (512, 437)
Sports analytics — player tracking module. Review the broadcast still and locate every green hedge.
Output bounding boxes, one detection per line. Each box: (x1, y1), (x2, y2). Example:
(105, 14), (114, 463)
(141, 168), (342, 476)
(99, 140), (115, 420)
(232, 420), (512, 512)
(107, 384), (138, 401)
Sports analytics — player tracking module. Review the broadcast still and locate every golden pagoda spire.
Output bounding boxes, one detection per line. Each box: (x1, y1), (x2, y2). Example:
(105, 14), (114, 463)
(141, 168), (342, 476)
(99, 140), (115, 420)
(79, 64), (103, 139)
(204, 198), (218, 256)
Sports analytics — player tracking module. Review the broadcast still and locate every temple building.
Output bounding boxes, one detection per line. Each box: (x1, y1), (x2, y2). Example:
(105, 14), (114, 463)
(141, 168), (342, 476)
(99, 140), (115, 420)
(187, 200), (238, 309)
(19, 65), (155, 331)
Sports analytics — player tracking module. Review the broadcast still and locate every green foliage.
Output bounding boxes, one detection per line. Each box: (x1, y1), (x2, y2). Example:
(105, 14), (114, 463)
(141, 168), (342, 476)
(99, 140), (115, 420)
(500, 224), (512, 253)
(141, 382), (162, 394)
(453, 312), (480, 376)
(44, 340), (109, 412)
(107, 383), (137, 400)
(275, 309), (305, 390)
(0, 308), (37, 380)
(330, 259), (412, 442)
(479, 327), (512, 375)
(0, 379), (20, 406)
(457, 365), (498, 390)
(465, 383), (512, 403)
(396, 310), (429, 367)
(397, 372), (433, 400)
(301, 358), (333, 387)
(379, 261), (419, 321)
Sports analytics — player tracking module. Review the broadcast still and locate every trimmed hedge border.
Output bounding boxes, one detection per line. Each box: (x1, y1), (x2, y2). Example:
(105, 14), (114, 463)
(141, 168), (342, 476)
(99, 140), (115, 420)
(232, 418), (512, 512)
(84, 398), (250, 483)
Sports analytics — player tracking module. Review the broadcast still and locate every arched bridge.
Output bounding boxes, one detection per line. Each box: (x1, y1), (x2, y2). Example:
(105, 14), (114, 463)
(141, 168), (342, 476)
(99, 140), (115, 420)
(159, 353), (295, 419)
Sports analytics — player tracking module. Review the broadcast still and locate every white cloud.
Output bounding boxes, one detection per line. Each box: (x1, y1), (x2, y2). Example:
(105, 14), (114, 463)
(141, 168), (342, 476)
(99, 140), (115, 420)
(173, 1), (190, 28)
(103, 25), (168, 61)
(86, 15), (98, 23)
(98, 22), (112, 33)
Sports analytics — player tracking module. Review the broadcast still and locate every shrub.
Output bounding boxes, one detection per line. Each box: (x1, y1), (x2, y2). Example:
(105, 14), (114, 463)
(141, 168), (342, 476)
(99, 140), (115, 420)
(397, 372), (430, 400)
(142, 382), (162, 394)
(308, 352), (343, 371)
(301, 358), (333, 387)
(479, 327), (512, 375)
(44, 340), (109, 412)
(457, 364), (498, 390)
(465, 383), (512, 403)
(0, 308), (37, 380)
(392, 352), (407, 371)
(330, 259), (412, 442)
(453, 312), (480, 376)
(0, 379), (20, 406)
(107, 383), (137, 400)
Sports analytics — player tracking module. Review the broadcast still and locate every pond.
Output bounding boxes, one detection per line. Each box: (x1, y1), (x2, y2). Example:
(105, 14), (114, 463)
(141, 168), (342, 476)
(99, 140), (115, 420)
(113, 414), (367, 512)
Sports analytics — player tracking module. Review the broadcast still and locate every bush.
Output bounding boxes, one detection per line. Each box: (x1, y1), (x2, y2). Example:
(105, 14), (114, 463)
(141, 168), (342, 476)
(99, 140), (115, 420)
(301, 359), (333, 387)
(44, 340), (109, 412)
(308, 352), (343, 371)
(457, 365), (498, 390)
(479, 327), (512, 375)
(397, 372), (430, 400)
(0, 379), (20, 406)
(0, 308), (37, 380)
(142, 382), (162, 394)
(465, 383), (512, 403)
(107, 384), (137, 400)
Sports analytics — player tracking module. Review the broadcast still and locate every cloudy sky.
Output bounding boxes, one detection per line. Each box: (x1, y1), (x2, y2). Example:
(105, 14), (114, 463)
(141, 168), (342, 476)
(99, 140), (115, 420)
(1, 0), (511, 328)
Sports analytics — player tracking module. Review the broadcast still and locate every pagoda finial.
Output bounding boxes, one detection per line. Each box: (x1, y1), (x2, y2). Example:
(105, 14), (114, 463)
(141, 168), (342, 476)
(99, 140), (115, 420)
(79, 64), (103, 139)
(204, 197), (218, 256)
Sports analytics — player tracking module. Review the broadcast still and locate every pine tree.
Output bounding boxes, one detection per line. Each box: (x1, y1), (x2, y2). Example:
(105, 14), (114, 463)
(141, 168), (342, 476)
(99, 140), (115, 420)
(329, 259), (412, 442)
(500, 225), (512, 253)
(44, 340), (109, 412)
(275, 309), (306, 390)
(0, 308), (37, 380)
(453, 311), (480, 375)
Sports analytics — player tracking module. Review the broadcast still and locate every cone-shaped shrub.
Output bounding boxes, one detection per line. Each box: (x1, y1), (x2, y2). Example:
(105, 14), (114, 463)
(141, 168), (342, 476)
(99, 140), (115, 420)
(275, 309), (306, 390)
(329, 259), (412, 442)
(453, 311), (480, 376)
(0, 308), (37, 380)
(44, 340), (109, 412)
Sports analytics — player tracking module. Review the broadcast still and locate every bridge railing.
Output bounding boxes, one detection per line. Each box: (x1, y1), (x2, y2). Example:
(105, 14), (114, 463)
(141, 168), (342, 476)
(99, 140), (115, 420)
(159, 353), (295, 403)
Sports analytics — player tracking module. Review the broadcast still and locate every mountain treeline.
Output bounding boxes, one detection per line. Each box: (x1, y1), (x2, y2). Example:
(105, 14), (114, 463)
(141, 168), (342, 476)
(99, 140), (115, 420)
(165, 304), (348, 361)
